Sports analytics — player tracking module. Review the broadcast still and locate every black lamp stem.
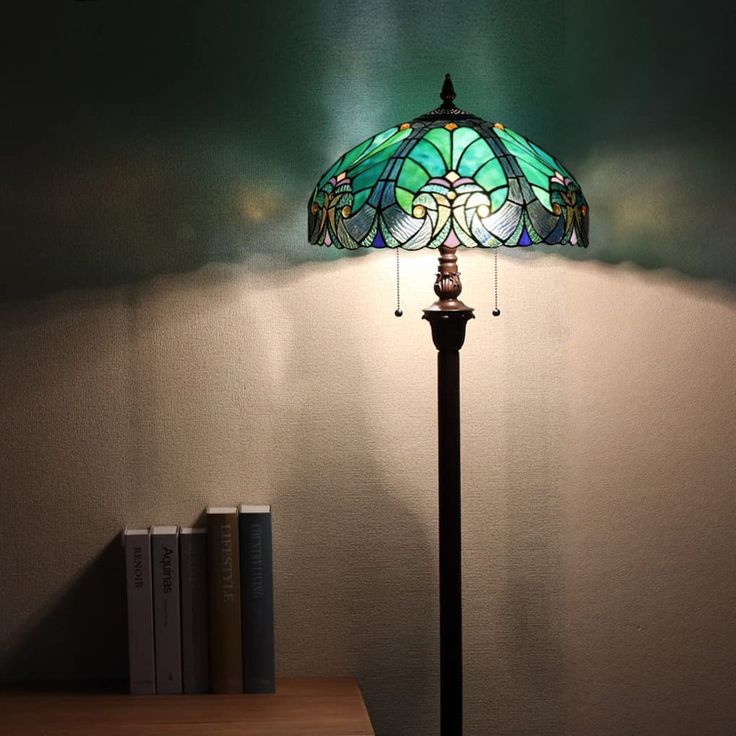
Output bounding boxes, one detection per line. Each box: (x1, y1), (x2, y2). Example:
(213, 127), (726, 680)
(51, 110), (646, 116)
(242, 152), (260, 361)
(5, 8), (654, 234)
(423, 244), (474, 736)
(437, 346), (463, 735)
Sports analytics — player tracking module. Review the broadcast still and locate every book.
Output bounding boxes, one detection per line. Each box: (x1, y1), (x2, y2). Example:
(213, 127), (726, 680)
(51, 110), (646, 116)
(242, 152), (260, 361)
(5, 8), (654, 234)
(151, 526), (182, 694)
(123, 528), (156, 694)
(239, 505), (276, 693)
(206, 507), (243, 693)
(179, 527), (209, 694)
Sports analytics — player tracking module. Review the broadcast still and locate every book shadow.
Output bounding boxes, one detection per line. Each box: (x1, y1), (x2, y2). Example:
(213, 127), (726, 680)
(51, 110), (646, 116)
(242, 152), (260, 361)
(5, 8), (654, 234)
(1, 536), (127, 687)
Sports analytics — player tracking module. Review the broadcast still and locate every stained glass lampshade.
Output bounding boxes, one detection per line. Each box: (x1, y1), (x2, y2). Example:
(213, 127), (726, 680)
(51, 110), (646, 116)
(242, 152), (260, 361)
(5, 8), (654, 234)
(308, 75), (589, 252)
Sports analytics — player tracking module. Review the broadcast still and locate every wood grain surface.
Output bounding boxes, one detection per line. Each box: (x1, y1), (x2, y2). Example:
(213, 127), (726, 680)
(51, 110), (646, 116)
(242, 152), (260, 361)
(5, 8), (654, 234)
(0, 677), (375, 736)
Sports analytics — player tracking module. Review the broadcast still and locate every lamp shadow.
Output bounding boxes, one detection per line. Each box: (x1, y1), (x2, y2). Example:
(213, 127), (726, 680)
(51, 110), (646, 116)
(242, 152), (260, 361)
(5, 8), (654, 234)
(271, 278), (437, 736)
(461, 292), (568, 736)
(500, 484), (566, 736)
(463, 486), (567, 736)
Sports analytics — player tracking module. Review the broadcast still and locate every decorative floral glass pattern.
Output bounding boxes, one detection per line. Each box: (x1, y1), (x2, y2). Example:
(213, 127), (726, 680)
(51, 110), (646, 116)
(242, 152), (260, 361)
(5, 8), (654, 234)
(308, 108), (588, 250)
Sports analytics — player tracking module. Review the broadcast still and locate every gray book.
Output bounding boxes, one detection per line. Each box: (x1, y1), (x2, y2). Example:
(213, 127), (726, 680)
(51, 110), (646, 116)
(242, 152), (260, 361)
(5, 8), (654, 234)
(239, 505), (276, 693)
(151, 526), (182, 694)
(179, 527), (209, 693)
(123, 528), (156, 694)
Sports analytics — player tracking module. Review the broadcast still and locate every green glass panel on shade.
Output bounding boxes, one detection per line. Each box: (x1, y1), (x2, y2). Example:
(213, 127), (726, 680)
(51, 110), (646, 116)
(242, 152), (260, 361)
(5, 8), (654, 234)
(308, 75), (589, 249)
(423, 127), (452, 168)
(457, 137), (494, 177)
(411, 139), (449, 178)
(395, 187), (415, 215)
(474, 158), (507, 192)
(398, 157), (432, 194)
(451, 127), (481, 170)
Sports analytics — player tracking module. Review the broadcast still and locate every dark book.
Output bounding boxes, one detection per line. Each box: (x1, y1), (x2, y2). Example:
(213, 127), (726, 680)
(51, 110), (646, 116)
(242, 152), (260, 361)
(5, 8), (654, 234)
(151, 526), (182, 694)
(123, 528), (156, 694)
(206, 507), (243, 693)
(239, 504), (276, 693)
(179, 527), (209, 694)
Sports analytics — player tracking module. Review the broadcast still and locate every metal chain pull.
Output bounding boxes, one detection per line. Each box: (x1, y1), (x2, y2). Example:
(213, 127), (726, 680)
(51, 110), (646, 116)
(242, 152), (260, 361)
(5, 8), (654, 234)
(394, 247), (403, 317)
(492, 247), (501, 317)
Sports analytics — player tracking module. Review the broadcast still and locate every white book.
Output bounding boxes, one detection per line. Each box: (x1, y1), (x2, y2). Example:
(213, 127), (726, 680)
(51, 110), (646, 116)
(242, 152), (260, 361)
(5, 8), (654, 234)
(151, 526), (182, 694)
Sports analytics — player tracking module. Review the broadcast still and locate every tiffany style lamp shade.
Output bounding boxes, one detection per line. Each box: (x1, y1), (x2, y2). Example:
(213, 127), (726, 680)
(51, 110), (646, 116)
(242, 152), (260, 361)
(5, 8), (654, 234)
(307, 75), (588, 736)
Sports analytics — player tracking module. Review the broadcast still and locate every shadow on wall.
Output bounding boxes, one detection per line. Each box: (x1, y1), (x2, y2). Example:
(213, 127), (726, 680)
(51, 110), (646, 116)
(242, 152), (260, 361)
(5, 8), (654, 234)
(4, 133), (736, 305)
(461, 275), (568, 736)
(492, 285), (567, 735)
(0, 536), (127, 685)
(0, 130), (352, 302)
(2, 0), (736, 302)
(270, 274), (437, 736)
(497, 502), (567, 721)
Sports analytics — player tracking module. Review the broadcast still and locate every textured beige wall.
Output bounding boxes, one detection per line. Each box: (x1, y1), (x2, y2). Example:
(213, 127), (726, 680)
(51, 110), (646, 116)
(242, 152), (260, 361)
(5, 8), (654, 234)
(1, 251), (735, 735)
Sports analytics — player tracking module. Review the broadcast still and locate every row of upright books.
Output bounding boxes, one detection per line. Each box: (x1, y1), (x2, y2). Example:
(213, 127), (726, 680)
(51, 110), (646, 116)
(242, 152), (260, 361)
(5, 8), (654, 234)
(123, 505), (274, 694)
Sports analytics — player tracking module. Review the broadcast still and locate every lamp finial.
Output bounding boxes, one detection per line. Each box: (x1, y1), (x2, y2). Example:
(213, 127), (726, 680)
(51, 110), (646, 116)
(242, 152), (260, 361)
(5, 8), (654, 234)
(441, 74), (456, 107)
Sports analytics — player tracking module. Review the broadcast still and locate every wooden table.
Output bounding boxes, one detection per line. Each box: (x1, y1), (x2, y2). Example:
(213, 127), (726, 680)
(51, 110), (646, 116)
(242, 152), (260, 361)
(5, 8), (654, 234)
(0, 677), (375, 736)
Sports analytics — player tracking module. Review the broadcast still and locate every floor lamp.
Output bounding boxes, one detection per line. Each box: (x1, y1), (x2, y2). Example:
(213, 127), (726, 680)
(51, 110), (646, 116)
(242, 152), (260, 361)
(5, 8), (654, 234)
(307, 75), (589, 736)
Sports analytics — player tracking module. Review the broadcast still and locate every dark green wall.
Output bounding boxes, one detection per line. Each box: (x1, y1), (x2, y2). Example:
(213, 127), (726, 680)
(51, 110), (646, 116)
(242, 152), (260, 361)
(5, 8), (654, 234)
(3, 0), (733, 298)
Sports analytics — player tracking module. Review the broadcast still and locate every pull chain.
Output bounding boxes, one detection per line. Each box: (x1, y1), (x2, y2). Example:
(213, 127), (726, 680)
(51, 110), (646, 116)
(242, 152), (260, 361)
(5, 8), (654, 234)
(394, 247), (403, 317)
(492, 247), (501, 317)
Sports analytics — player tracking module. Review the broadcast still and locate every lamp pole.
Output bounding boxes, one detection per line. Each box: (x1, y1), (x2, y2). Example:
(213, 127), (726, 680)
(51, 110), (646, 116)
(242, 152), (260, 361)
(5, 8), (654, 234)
(423, 244), (474, 736)
(308, 73), (588, 736)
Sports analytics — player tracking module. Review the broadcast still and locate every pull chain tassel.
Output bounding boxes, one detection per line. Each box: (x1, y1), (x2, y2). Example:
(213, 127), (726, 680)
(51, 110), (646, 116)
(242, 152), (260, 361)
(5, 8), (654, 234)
(492, 247), (501, 317)
(394, 247), (403, 317)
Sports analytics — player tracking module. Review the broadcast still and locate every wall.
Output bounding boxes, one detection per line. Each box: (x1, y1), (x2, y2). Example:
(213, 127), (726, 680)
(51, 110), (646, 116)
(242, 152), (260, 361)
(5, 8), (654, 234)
(3, 254), (735, 735)
(2, 2), (735, 735)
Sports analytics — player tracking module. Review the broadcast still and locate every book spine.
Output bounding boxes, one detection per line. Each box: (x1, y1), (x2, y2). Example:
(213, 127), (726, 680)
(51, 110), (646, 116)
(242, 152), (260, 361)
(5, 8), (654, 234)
(152, 530), (183, 694)
(180, 532), (209, 693)
(207, 512), (243, 693)
(240, 511), (275, 693)
(124, 532), (156, 694)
